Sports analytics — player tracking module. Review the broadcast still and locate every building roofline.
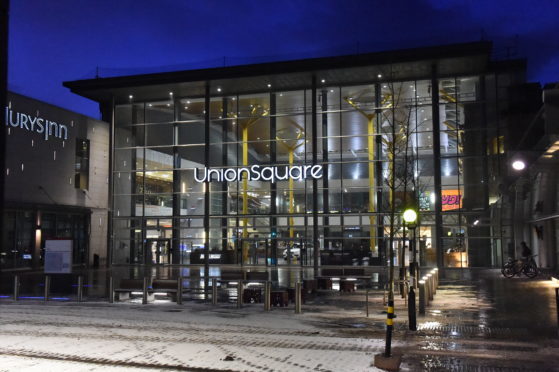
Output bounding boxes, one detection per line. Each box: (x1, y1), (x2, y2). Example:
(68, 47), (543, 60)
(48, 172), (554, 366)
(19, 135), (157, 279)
(64, 41), (492, 96)
(488, 58), (527, 72)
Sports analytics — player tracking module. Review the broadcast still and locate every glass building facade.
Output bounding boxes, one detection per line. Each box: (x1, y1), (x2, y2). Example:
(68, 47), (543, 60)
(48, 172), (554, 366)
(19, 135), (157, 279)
(65, 42), (527, 270)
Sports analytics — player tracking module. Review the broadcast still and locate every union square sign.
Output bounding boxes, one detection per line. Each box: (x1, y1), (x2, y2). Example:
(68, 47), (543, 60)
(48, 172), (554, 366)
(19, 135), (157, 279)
(194, 164), (323, 183)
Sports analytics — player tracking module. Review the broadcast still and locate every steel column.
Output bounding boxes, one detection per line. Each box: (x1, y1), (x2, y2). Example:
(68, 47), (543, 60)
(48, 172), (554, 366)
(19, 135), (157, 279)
(431, 64), (444, 270)
(311, 76), (319, 277)
(204, 83), (210, 297)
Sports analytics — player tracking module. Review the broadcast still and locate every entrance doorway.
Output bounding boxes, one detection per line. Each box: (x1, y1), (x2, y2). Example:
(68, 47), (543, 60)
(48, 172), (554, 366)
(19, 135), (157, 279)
(277, 238), (311, 266)
(146, 239), (171, 264)
(239, 238), (269, 265)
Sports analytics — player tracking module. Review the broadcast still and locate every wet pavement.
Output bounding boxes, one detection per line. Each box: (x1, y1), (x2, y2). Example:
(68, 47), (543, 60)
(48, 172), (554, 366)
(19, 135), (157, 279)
(389, 270), (559, 370)
(0, 267), (557, 371)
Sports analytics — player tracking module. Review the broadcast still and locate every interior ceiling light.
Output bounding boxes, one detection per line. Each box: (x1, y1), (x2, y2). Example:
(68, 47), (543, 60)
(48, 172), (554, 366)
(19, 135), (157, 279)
(377, 74), (382, 78)
(217, 88), (222, 92)
(129, 95), (133, 99)
(321, 79), (326, 83)
(267, 84), (272, 88)
(169, 92), (173, 96)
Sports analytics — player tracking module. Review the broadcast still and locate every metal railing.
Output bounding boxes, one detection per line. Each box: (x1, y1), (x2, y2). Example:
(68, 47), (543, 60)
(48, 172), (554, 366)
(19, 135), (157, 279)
(2, 272), (407, 319)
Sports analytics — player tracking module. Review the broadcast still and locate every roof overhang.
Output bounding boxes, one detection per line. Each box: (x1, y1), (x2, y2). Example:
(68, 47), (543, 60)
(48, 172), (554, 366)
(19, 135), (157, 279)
(64, 41), (493, 105)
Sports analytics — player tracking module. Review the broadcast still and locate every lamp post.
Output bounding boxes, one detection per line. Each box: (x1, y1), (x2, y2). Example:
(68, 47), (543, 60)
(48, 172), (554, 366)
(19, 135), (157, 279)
(403, 208), (418, 331)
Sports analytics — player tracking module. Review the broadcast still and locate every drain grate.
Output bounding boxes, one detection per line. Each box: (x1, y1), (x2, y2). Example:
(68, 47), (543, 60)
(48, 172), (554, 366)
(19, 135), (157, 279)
(414, 324), (530, 338)
(405, 354), (554, 372)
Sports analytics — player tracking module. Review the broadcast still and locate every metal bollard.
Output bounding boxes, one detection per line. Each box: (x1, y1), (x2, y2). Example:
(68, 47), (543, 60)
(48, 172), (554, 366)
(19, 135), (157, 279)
(422, 276), (430, 305)
(399, 268), (406, 298)
(365, 289), (369, 317)
(77, 276), (83, 303)
(13, 275), (19, 301)
(109, 276), (114, 303)
(427, 274), (435, 301)
(177, 276), (183, 305)
(237, 281), (243, 308)
(434, 268), (439, 290)
(555, 288), (559, 334)
(142, 277), (148, 305)
(404, 282), (408, 306)
(418, 280), (426, 315)
(383, 283), (387, 306)
(295, 282), (302, 314)
(430, 270), (437, 295)
(264, 281), (271, 311)
(44, 275), (50, 302)
(408, 285), (417, 331)
(212, 278), (218, 305)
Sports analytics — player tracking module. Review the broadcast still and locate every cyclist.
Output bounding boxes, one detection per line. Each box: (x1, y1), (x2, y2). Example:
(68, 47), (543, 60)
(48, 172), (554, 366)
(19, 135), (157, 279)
(501, 242), (538, 278)
(520, 241), (532, 262)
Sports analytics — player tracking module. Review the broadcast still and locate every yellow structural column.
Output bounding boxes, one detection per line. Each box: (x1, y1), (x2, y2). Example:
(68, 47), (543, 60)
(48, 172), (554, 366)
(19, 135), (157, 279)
(367, 117), (376, 255)
(278, 142), (304, 239)
(236, 105), (268, 264)
(277, 121), (305, 241)
(345, 93), (393, 255)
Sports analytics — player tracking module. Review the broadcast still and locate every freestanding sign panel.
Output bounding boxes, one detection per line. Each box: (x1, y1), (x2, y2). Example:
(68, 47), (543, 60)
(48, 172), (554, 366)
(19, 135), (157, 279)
(44, 239), (72, 274)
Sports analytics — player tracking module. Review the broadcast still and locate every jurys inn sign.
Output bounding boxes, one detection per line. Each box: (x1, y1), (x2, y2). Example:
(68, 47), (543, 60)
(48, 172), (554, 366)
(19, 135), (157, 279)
(5, 107), (69, 141)
(194, 164), (323, 183)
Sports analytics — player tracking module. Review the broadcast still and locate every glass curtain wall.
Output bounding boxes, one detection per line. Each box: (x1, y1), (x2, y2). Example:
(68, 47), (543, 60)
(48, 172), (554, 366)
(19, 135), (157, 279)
(111, 73), (502, 267)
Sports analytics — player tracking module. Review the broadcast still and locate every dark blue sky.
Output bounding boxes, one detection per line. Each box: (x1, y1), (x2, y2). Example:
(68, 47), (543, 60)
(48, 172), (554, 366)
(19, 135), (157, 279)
(8, 0), (559, 118)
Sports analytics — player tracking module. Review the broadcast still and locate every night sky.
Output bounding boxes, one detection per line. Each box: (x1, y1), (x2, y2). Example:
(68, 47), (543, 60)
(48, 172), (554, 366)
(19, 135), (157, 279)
(8, 0), (559, 119)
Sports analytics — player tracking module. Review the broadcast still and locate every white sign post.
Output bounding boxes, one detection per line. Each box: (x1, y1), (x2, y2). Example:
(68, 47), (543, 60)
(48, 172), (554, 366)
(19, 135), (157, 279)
(44, 239), (73, 274)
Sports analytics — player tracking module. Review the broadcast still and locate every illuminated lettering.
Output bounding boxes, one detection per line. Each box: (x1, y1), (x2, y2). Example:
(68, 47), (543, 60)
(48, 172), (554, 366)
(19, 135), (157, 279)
(4, 107), (69, 141)
(193, 165), (324, 183)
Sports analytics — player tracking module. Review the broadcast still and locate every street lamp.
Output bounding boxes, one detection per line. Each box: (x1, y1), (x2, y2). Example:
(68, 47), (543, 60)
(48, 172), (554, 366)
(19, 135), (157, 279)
(403, 208), (418, 331)
(512, 160), (526, 171)
(403, 209), (418, 226)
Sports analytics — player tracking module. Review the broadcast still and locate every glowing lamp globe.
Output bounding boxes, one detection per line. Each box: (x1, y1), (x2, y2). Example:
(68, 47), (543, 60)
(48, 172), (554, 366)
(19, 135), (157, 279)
(403, 209), (418, 224)
(512, 160), (526, 171)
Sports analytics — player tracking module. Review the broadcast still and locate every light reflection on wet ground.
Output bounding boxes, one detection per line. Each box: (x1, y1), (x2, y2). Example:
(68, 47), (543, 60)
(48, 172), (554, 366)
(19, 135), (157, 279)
(1, 267), (558, 370)
(400, 270), (559, 371)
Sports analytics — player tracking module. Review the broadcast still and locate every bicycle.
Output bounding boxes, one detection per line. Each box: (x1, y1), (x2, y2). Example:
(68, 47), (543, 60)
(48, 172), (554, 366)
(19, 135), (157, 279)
(501, 255), (539, 278)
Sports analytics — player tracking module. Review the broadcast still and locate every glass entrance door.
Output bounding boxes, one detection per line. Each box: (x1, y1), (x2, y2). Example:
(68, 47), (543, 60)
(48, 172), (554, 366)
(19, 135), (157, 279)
(240, 238), (268, 265)
(146, 239), (171, 264)
(277, 238), (310, 266)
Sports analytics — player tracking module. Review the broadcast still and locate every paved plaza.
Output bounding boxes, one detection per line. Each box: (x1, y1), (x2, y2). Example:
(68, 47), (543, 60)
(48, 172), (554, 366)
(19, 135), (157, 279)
(0, 270), (557, 371)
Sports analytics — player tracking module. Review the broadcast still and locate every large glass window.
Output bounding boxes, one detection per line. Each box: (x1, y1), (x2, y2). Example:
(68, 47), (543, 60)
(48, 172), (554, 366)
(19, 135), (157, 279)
(110, 71), (507, 268)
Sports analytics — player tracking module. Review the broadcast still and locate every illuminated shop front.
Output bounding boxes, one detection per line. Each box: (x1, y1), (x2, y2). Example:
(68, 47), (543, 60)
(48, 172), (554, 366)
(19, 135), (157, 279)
(65, 42), (526, 269)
